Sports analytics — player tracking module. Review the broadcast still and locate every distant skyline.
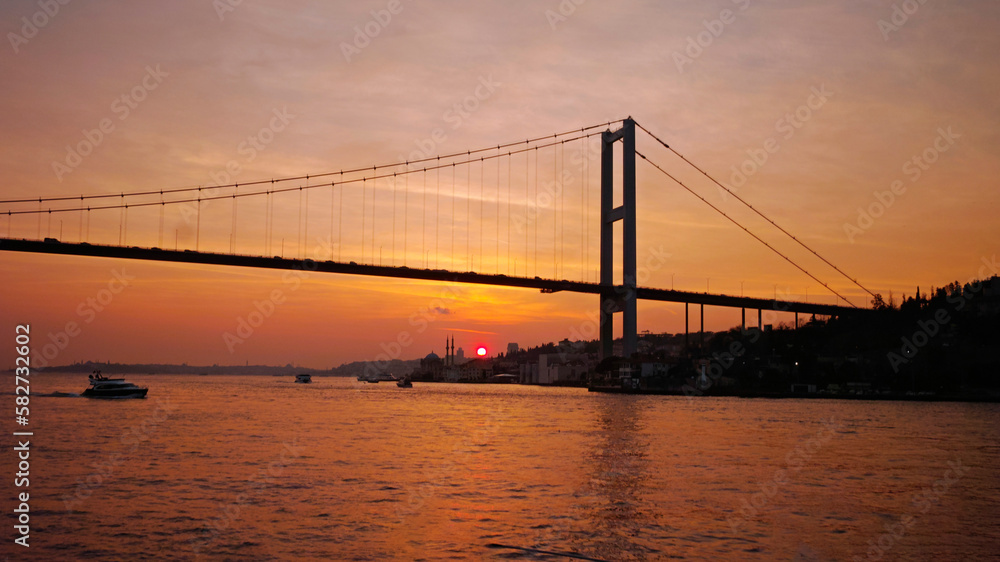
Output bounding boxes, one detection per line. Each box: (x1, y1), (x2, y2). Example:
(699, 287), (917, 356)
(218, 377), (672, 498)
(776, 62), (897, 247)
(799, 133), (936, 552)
(2, 1), (998, 369)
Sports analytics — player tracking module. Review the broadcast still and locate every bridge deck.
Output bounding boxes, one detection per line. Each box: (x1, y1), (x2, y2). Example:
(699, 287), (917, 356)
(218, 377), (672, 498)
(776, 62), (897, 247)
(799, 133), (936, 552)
(0, 238), (868, 317)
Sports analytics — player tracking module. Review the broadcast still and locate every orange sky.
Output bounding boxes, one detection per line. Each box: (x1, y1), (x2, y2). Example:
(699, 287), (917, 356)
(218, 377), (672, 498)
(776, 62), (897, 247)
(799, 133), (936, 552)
(2, 1), (998, 369)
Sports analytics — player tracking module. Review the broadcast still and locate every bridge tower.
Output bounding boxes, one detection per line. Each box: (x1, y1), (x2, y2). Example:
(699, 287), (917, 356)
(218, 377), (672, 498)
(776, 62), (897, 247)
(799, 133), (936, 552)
(599, 117), (637, 360)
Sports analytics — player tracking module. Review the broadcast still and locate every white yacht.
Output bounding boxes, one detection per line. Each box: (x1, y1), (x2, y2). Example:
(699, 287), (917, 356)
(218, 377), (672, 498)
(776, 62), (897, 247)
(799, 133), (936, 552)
(82, 371), (148, 399)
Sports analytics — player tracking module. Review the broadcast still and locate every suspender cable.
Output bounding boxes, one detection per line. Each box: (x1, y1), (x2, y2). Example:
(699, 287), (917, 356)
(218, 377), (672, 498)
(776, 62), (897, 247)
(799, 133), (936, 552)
(553, 144), (558, 279)
(435, 163), (440, 269)
(391, 173), (397, 266)
(533, 147), (538, 278)
(338, 180), (343, 262)
(422, 170), (427, 268)
(451, 164), (456, 270)
(466, 159), (471, 269)
(493, 147), (500, 274)
(507, 152), (512, 275)
(361, 178), (366, 263)
(233, 184), (240, 254)
(158, 195), (164, 249)
(580, 136), (587, 282)
(303, 179), (309, 257)
(118, 196), (124, 245)
(403, 167), (408, 266)
(524, 149), (529, 277)
(559, 141), (565, 279)
(196, 195), (201, 252)
(479, 158), (484, 271)
(330, 182), (337, 258)
(297, 187), (303, 258)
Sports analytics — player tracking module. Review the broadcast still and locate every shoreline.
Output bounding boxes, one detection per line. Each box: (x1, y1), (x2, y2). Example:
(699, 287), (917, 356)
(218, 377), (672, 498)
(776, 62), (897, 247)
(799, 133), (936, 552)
(587, 385), (1000, 403)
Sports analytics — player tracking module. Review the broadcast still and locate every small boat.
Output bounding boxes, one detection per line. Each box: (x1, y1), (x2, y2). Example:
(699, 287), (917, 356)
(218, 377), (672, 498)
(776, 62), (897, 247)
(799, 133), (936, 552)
(82, 371), (148, 399)
(295, 374), (312, 384)
(361, 372), (398, 383)
(396, 377), (413, 388)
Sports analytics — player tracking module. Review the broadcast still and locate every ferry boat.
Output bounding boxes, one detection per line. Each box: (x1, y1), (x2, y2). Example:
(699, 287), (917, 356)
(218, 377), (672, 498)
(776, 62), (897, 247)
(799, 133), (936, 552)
(396, 376), (413, 388)
(295, 374), (312, 383)
(359, 373), (398, 383)
(83, 371), (148, 399)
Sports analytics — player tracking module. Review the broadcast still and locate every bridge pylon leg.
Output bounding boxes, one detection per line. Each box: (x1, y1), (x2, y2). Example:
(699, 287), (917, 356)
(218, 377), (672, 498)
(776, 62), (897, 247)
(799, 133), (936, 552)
(598, 118), (637, 360)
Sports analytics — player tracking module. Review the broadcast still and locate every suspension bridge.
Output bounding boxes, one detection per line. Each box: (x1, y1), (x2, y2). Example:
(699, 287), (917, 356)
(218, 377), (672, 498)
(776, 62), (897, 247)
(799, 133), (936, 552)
(0, 118), (878, 358)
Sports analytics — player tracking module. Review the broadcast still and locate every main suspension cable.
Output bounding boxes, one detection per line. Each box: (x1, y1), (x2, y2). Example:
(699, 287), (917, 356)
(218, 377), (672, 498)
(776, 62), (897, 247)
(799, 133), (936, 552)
(637, 150), (857, 307)
(2, 120), (625, 206)
(2, 134), (603, 219)
(635, 121), (875, 300)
